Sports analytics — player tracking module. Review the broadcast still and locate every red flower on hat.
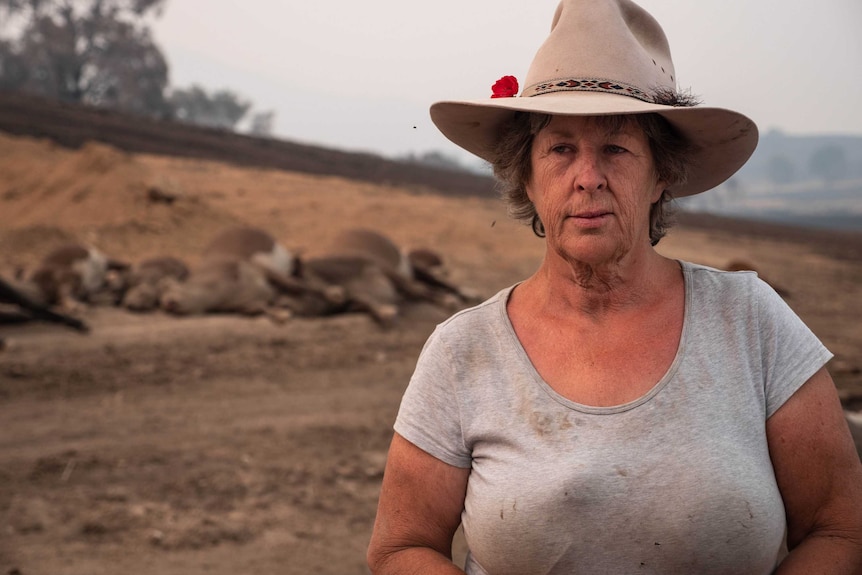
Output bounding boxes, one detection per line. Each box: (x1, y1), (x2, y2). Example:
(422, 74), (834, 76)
(491, 75), (519, 98)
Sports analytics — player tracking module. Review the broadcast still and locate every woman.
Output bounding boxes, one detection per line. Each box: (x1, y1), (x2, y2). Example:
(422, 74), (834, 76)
(367, 0), (862, 573)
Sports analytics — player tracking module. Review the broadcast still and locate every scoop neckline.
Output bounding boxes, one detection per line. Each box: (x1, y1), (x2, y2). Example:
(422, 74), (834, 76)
(498, 260), (690, 415)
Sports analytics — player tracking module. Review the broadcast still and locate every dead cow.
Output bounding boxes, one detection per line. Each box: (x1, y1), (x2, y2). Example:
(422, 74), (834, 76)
(334, 228), (480, 307)
(16, 243), (129, 310)
(284, 228), (477, 325)
(121, 256), (190, 312)
(159, 226), (343, 316)
(406, 246), (482, 304)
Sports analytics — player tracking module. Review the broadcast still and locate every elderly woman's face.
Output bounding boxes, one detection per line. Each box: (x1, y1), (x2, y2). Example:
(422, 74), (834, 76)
(526, 115), (665, 266)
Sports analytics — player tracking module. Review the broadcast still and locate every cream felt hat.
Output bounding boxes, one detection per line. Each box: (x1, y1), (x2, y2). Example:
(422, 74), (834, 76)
(429, 0), (758, 198)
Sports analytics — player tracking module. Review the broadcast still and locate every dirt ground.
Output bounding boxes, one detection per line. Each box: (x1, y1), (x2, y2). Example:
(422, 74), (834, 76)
(0, 132), (860, 575)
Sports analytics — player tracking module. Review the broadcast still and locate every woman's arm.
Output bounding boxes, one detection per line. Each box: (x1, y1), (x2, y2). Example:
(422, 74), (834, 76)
(768, 366), (862, 573)
(367, 432), (471, 574)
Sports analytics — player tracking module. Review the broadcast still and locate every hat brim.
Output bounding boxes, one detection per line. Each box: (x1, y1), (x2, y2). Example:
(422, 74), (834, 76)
(430, 92), (758, 198)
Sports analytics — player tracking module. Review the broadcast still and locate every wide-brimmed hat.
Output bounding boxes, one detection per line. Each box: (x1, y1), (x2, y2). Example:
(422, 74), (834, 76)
(430, 0), (758, 198)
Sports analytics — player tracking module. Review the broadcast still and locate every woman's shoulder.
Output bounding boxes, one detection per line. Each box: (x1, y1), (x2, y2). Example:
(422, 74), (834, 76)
(679, 259), (788, 314)
(430, 284), (516, 337)
(680, 259), (764, 290)
(412, 284), (519, 374)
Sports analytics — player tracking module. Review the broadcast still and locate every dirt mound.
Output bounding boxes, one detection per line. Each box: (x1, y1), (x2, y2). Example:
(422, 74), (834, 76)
(0, 133), (245, 270)
(1, 135), (149, 228)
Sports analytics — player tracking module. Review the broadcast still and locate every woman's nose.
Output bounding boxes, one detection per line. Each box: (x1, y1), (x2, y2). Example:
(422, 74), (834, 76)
(573, 152), (606, 192)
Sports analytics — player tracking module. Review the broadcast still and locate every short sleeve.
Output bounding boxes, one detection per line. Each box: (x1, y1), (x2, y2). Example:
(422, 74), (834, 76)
(394, 328), (472, 468)
(754, 278), (833, 418)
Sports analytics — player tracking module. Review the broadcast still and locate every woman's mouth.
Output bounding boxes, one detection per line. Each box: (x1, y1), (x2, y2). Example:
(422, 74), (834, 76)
(568, 210), (611, 227)
(573, 210), (609, 219)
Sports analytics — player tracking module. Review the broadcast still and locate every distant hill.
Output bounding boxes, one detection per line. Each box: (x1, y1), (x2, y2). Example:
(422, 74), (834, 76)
(0, 91), (497, 200)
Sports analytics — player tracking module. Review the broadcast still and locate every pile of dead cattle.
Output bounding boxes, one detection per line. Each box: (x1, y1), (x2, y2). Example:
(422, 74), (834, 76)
(0, 226), (482, 333)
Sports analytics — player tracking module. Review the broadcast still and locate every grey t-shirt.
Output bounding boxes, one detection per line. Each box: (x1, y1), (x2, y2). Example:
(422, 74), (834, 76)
(394, 261), (832, 575)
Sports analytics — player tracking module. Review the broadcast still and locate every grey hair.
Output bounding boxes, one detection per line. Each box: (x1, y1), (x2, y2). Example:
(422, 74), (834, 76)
(491, 105), (696, 246)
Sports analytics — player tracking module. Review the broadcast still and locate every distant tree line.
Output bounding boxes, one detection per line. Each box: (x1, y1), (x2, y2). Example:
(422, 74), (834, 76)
(767, 146), (848, 185)
(0, 0), (274, 135)
(740, 130), (861, 186)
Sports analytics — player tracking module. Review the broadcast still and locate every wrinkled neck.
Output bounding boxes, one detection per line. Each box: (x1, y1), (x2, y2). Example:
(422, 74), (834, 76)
(528, 248), (675, 317)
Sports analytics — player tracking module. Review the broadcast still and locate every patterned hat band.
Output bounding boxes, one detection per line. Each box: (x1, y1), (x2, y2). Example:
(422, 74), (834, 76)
(522, 78), (654, 103)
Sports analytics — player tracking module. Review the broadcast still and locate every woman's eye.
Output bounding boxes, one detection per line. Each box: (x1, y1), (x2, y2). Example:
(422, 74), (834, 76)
(606, 144), (627, 154)
(551, 144), (572, 154)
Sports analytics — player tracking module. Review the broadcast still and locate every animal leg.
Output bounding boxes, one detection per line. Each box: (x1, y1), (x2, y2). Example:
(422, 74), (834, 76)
(411, 266), (482, 303)
(0, 276), (89, 332)
(262, 267), (345, 305)
(383, 271), (461, 310)
(346, 295), (399, 327)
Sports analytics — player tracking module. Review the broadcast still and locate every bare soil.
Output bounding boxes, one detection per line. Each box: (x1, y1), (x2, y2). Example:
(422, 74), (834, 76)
(0, 126), (860, 575)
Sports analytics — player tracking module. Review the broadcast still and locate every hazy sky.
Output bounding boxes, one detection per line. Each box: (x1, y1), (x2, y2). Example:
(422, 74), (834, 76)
(152, 0), (862, 164)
